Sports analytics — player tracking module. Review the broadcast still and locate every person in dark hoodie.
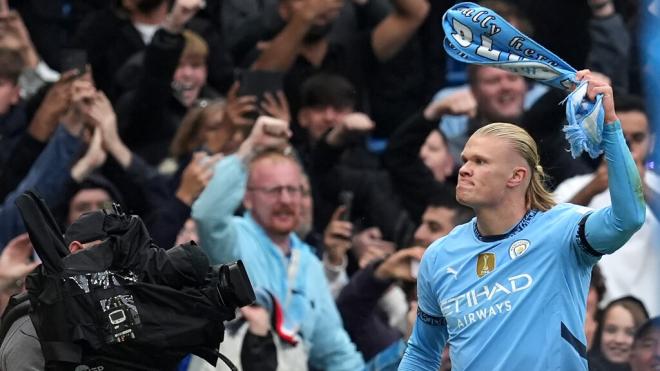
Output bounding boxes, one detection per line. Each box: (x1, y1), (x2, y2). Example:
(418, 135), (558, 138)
(115, 0), (220, 167)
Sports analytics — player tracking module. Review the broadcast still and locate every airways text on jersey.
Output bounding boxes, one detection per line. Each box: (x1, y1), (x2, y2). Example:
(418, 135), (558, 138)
(440, 273), (533, 329)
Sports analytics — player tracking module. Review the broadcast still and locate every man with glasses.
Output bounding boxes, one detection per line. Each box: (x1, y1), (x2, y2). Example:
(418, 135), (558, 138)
(554, 94), (659, 316)
(192, 116), (364, 370)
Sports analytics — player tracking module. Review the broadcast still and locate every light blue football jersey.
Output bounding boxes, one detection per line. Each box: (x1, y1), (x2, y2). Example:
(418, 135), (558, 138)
(405, 203), (599, 370)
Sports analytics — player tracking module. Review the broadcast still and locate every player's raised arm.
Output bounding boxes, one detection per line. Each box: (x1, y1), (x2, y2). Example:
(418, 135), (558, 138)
(575, 70), (646, 255)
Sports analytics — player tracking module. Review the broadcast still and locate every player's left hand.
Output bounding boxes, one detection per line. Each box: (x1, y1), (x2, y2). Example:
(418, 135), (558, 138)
(575, 69), (618, 124)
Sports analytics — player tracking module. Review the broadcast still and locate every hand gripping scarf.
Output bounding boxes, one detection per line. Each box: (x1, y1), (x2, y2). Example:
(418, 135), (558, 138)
(442, 2), (605, 158)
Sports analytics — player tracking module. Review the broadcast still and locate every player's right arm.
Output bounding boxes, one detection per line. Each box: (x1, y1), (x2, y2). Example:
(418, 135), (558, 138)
(399, 247), (448, 370)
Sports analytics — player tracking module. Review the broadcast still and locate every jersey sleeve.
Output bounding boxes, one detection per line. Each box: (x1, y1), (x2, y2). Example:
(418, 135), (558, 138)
(581, 121), (646, 255)
(398, 246), (448, 370)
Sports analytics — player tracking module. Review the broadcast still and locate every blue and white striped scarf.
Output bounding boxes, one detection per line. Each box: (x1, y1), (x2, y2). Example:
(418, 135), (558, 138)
(442, 2), (605, 158)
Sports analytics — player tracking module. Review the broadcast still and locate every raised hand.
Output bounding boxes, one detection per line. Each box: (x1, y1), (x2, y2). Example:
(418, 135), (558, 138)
(61, 78), (96, 135)
(326, 112), (375, 146)
(0, 233), (40, 293)
(237, 115), (291, 160)
(224, 81), (258, 129)
(323, 206), (353, 266)
(423, 88), (477, 121)
(351, 227), (396, 268)
(86, 92), (118, 147)
(70, 128), (107, 182)
(575, 69), (618, 124)
(163, 0), (205, 33)
(240, 305), (271, 336)
(28, 70), (77, 141)
(261, 90), (291, 124)
(373, 246), (425, 281)
(176, 152), (222, 206)
(0, 10), (39, 68)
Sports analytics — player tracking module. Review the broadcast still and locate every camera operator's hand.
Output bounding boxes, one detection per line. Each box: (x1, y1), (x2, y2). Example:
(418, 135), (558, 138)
(237, 115), (291, 161)
(325, 112), (375, 147)
(423, 88), (477, 121)
(0, 233), (39, 294)
(241, 305), (271, 337)
(70, 127), (107, 182)
(176, 152), (222, 206)
(352, 227), (395, 268)
(162, 0), (205, 33)
(374, 247), (425, 282)
(323, 206), (353, 266)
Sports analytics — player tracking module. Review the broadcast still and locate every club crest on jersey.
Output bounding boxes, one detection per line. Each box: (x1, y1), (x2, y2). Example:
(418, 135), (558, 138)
(509, 239), (530, 260)
(476, 252), (496, 277)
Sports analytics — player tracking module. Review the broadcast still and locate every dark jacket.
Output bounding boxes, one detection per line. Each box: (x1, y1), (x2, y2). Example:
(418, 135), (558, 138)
(309, 137), (415, 248)
(72, 6), (233, 100)
(115, 28), (219, 166)
(383, 112), (455, 224)
(0, 100), (46, 201)
(100, 153), (190, 250)
(336, 261), (402, 361)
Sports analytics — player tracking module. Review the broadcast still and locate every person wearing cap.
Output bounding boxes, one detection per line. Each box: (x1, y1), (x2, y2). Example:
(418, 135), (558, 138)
(0, 211), (108, 370)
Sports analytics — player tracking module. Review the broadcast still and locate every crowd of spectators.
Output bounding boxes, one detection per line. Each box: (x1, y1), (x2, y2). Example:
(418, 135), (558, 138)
(0, 0), (657, 370)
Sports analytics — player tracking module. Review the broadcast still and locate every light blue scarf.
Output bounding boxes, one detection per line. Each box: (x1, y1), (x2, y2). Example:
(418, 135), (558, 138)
(442, 2), (605, 158)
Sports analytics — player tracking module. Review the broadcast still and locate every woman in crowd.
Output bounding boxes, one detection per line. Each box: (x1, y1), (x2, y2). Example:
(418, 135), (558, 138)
(589, 296), (650, 371)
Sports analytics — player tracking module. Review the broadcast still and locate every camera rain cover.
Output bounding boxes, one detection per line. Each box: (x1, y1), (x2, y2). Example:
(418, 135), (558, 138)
(15, 191), (237, 371)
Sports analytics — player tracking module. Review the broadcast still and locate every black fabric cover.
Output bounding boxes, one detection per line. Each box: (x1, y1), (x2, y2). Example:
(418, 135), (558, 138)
(15, 191), (238, 371)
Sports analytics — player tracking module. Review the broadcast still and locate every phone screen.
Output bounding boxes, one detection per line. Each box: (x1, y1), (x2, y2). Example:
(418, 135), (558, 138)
(339, 191), (354, 222)
(237, 70), (284, 119)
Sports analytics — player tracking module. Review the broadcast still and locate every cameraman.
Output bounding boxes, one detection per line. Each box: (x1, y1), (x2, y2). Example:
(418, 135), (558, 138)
(0, 212), (109, 369)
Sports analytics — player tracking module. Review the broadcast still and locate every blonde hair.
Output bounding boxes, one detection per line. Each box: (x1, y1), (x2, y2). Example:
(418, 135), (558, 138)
(247, 149), (302, 185)
(473, 123), (556, 211)
(181, 30), (208, 62)
(170, 99), (227, 158)
(249, 149), (300, 169)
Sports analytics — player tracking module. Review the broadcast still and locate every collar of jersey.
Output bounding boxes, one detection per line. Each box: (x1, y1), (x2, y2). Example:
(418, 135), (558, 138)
(473, 209), (539, 242)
